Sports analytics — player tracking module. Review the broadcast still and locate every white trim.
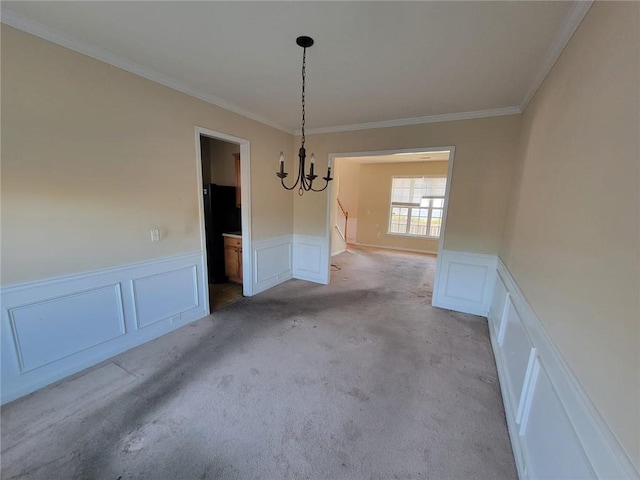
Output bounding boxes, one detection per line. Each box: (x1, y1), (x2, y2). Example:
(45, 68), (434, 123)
(293, 234), (330, 285)
(324, 171), (334, 283)
(354, 243), (437, 256)
(489, 258), (639, 479)
(431, 148), (455, 309)
(327, 146), (453, 289)
(1, 252), (208, 404)
(251, 235), (293, 295)
(1, 8), (292, 135)
(386, 233), (440, 241)
(195, 127), (254, 297)
(331, 225), (347, 257)
(239, 142), (252, 296)
(432, 250), (496, 316)
(490, 326), (527, 479)
(519, 1), (594, 111)
(300, 107), (521, 135)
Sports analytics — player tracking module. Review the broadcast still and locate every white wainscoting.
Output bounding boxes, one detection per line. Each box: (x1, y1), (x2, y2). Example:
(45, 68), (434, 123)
(292, 234), (330, 285)
(489, 259), (639, 480)
(432, 250), (496, 316)
(251, 235), (293, 295)
(331, 225), (347, 257)
(1, 252), (207, 404)
(251, 234), (328, 293)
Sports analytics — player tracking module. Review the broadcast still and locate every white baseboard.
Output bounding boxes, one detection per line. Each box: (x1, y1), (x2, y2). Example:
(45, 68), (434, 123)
(1, 252), (208, 404)
(355, 242), (438, 255)
(489, 259), (639, 479)
(293, 234), (329, 285)
(432, 250), (496, 316)
(251, 235), (293, 295)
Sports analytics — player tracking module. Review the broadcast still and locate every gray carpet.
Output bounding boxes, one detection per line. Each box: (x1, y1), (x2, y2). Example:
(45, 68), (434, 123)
(1, 247), (517, 479)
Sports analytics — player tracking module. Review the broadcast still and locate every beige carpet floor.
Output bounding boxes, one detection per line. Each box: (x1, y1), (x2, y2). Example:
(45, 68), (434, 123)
(1, 246), (516, 479)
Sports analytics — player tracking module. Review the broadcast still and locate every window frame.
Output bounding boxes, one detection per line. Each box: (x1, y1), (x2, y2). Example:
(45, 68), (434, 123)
(387, 175), (446, 239)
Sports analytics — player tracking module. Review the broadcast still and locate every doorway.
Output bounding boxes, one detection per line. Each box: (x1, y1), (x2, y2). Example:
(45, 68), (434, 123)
(195, 127), (252, 313)
(326, 147), (455, 306)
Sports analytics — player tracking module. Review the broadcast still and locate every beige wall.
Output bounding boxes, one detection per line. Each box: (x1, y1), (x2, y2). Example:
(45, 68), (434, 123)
(355, 161), (448, 252)
(500, 2), (640, 467)
(294, 115), (521, 255)
(334, 158), (361, 222)
(1, 26), (294, 285)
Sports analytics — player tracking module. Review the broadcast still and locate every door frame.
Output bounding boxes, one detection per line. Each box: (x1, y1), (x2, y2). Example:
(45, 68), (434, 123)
(325, 146), (455, 303)
(195, 126), (253, 306)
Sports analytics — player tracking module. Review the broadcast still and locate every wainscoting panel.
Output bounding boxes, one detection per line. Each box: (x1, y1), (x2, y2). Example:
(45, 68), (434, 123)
(8, 284), (126, 372)
(489, 274), (508, 334)
(252, 235), (293, 295)
(1, 252), (207, 404)
(521, 358), (594, 479)
(499, 301), (534, 417)
(432, 250), (496, 316)
(132, 266), (198, 329)
(293, 234), (329, 284)
(489, 259), (638, 479)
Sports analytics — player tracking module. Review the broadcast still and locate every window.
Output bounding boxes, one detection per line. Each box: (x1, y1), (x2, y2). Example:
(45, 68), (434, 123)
(389, 176), (446, 238)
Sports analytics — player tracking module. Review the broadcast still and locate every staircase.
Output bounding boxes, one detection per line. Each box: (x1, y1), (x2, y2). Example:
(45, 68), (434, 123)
(335, 198), (348, 251)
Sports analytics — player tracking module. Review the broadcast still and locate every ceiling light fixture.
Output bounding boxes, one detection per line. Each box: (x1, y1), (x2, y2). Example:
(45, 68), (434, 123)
(277, 36), (333, 195)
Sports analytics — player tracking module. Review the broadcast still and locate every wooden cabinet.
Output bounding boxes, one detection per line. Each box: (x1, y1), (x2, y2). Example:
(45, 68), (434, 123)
(233, 153), (241, 207)
(224, 235), (242, 284)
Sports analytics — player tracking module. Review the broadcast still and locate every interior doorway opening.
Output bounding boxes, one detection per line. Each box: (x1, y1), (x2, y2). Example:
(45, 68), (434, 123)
(327, 147), (455, 305)
(195, 127), (252, 313)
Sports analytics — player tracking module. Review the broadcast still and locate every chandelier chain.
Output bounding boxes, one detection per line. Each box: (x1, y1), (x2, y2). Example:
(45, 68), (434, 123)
(301, 46), (306, 148)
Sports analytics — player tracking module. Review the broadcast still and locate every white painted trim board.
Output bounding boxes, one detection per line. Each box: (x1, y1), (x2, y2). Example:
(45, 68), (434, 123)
(1, 252), (208, 404)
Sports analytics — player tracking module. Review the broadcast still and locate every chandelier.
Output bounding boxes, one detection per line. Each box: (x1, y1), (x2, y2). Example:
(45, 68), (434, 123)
(277, 36), (333, 195)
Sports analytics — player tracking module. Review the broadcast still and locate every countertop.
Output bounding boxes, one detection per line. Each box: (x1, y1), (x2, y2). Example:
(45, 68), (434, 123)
(222, 232), (242, 239)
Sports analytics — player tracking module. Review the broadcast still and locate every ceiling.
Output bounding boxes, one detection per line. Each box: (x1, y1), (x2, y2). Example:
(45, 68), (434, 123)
(341, 151), (450, 164)
(2, 1), (590, 134)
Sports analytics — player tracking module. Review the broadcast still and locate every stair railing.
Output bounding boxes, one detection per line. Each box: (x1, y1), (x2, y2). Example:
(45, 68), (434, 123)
(336, 198), (348, 244)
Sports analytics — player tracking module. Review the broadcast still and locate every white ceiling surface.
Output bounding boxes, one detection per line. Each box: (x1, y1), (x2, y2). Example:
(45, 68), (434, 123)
(3, 1), (583, 134)
(342, 151), (450, 164)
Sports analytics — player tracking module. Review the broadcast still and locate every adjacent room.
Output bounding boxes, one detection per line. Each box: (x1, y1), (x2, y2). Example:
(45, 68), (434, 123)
(330, 149), (451, 258)
(199, 135), (245, 311)
(1, 2), (638, 479)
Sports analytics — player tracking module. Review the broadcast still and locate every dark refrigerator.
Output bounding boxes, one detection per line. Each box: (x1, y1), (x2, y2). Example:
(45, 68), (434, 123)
(203, 184), (241, 284)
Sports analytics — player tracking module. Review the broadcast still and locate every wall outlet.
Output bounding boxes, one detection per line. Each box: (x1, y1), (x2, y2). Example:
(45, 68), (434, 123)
(150, 229), (160, 242)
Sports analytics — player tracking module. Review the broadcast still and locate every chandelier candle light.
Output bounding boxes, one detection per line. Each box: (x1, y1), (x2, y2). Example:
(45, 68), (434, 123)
(277, 36), (333, 195)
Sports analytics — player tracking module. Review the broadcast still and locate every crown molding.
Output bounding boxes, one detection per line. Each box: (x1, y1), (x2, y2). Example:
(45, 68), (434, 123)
(0, 8), (294, 135)
(297, 107), (522, 136)
(519, 1), (594, 112)
(3, 2), (592, 138)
